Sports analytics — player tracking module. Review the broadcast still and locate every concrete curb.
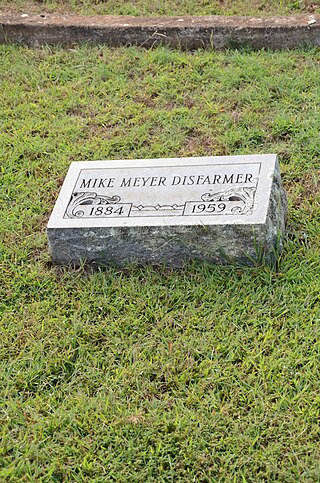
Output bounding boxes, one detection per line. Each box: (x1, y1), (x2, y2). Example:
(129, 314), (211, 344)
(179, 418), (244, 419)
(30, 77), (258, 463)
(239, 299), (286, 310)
(0, 13), (320, 50)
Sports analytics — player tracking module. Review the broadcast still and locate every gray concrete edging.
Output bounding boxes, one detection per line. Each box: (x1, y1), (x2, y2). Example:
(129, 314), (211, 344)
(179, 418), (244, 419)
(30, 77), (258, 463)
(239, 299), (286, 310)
(0, 13), (320, 50)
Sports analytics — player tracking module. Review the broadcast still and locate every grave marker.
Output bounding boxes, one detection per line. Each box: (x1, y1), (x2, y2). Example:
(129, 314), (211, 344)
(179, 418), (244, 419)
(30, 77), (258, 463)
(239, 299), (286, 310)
(47, 154), (287, 266)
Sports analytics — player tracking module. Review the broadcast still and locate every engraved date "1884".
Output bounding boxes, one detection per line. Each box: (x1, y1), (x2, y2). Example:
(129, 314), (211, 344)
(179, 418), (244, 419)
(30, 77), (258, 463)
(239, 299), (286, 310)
(88, 204), (131, 217)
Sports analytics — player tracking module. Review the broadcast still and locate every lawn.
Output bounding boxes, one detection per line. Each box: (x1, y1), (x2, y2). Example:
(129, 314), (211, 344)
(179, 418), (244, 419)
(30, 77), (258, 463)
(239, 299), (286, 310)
(0, 45), (320, 481)
(1, 0), (320, 16)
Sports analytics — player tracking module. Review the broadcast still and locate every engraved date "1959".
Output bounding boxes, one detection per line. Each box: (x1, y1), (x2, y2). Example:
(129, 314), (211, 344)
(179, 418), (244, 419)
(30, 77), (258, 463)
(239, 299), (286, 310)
(184, 202), (226, 216)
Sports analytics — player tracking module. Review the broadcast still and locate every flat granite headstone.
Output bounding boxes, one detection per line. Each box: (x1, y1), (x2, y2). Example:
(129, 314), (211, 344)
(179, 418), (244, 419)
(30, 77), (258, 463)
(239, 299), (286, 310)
(47, 154), (287, 267)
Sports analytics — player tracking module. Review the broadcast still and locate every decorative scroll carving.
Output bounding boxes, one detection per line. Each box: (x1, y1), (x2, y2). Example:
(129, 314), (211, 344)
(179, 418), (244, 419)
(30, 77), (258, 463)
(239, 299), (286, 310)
(66, 192), (121, 218)
(65, 188), (256, 219)
(201, 187), (256, 215)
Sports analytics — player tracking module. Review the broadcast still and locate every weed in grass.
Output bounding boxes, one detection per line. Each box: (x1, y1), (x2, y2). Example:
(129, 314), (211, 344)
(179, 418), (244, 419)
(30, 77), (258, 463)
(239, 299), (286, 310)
(0, 45), (320, 481)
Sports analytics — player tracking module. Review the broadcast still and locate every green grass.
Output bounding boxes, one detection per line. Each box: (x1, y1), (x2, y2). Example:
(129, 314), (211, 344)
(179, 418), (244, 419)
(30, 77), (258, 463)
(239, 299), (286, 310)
(1, 45), (320, 481)
(1, 0), (320, 16)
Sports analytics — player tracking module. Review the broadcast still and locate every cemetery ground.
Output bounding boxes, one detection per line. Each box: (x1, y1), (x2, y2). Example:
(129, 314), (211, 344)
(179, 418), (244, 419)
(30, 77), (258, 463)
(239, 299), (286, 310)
(1, 0), (320, 17)
(1, 44), (320, 481)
